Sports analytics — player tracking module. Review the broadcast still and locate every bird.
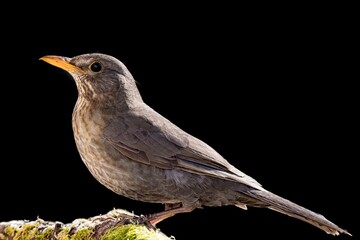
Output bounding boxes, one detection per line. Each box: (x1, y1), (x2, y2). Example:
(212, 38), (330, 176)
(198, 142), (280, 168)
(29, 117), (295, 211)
(40, 53), (350, 236)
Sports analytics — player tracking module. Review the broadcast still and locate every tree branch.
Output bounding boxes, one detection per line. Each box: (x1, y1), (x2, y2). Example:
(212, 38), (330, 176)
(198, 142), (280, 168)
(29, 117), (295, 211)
(0, 209), (174, 240)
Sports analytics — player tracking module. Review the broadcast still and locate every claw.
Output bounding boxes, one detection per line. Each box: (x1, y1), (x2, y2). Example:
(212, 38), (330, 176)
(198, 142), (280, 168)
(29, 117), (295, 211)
(136, 214), (158, 231)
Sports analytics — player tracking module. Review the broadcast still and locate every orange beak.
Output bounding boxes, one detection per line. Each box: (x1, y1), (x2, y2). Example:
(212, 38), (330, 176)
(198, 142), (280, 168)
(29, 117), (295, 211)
(39, 55), (84, 73)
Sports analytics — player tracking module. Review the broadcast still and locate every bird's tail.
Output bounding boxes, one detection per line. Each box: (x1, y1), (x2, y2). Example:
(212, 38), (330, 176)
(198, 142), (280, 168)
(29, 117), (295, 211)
(242, 189), (351, 236)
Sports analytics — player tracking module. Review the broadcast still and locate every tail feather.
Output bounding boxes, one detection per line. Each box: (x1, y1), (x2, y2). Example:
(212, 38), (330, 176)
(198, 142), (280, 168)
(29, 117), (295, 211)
(244, 189), (351, 236)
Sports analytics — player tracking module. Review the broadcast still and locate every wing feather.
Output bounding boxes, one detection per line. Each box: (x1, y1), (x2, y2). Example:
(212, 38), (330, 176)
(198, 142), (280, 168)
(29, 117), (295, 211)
(104, 106), (263, 189)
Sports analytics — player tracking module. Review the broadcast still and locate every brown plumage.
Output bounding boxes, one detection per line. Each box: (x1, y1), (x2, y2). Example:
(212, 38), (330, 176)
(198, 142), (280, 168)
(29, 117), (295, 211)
(40, 53), (350, 236)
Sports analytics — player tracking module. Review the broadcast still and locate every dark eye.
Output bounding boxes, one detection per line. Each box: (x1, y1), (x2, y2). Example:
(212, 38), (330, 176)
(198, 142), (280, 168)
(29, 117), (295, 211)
(90, 62), (102, 72)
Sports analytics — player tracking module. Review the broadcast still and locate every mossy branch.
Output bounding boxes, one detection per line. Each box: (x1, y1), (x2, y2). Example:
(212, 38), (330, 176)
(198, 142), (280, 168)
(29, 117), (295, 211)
(0, 209), (174, 240)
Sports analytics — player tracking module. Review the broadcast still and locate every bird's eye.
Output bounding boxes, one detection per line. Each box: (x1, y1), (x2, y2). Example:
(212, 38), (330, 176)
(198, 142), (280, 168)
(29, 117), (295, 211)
(90, 62), (102, 72)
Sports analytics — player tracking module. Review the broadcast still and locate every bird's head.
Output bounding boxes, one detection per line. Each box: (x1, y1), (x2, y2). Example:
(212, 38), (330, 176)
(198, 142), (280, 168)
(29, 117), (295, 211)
(40, 53), (142, 107)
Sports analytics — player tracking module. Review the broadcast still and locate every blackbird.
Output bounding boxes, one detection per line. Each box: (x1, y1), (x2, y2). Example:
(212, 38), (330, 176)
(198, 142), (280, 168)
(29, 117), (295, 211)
(40, 53), (350, 236)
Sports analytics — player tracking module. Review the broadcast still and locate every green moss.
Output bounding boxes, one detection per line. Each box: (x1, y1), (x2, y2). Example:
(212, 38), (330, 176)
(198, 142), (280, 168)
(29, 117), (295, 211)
(4, 222), (38, 240)
(9, 224), (73, 240)
(35, 227), (54, 239)
(102, 224), (173, 240)
(4, 226), (15, 236)
(70, 227), (93, 240)
(56, 226), (71, 240)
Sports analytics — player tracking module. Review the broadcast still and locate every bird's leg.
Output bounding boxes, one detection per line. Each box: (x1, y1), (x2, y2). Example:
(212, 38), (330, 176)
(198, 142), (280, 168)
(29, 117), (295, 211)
(139, 202), (198, 228)
(164, 203), (182, 211)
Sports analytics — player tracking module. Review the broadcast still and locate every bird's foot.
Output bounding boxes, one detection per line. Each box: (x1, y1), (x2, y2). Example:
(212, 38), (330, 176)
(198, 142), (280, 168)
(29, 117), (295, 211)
(133, 202), (199, 231)
(136, 214), (158, 231)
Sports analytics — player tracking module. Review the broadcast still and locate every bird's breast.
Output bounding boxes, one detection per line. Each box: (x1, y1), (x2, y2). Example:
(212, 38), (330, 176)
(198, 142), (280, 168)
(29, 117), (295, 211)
(72, 104), (125, 189)
(72, 103), (109, 158)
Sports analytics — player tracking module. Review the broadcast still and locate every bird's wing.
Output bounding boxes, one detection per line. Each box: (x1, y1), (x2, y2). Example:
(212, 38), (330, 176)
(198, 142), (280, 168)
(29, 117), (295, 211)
(104, 106), (262, 189)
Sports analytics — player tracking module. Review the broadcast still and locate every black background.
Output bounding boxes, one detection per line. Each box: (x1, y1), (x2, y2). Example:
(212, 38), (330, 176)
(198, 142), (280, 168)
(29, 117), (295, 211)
(1, 4), (357, 240)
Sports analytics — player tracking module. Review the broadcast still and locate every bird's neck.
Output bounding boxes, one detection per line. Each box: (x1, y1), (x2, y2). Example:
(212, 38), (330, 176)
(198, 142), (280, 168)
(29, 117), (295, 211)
(74, 85), (144, 117)
(115, 86), (144, 111)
